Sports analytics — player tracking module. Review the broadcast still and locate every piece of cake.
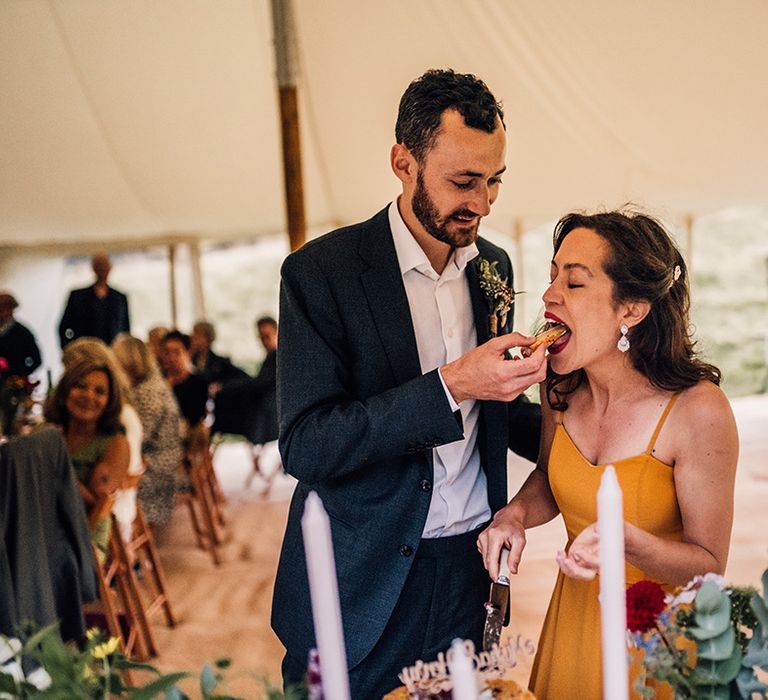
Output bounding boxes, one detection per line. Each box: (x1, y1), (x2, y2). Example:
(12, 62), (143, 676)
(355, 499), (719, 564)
(382, 677), (535, 699)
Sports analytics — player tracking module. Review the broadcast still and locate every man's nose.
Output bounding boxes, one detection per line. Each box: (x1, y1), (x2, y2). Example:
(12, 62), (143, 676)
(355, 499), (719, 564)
(469, 185), (492, 217)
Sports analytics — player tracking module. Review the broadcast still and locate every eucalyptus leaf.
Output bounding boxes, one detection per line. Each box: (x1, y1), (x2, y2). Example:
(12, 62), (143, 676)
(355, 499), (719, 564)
(736, 667), (768, 696)
(692, 601), (732, 639)
(696, 581), (729, 614)
(711, 642), (743, 683)
(751, 595), (768, 632)
(741, 640), (768, 668)
(200, 661), (217, 695)
(696, 625), (737, 660)
(693, 683), (731, 699)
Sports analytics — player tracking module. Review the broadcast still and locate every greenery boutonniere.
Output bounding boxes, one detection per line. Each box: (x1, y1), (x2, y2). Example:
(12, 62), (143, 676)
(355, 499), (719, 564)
(477, 258), (520, 337)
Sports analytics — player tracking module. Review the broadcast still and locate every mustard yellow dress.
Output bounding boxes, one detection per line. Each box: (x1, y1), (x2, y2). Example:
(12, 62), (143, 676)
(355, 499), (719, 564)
(530, 394), (682, 700)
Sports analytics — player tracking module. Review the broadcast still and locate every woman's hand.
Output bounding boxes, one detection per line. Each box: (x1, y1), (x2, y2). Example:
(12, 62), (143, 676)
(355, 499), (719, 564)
(477, 505), (527, 581)
(557, 522), (600, 580)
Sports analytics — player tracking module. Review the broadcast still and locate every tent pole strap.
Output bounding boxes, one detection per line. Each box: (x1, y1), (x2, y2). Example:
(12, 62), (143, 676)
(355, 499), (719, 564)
(513, 218), (526, 332)
(271, 0), (306, 251)
(169, 243), (178, 329)
(190, 241), (206, 320)
(684, 213), (694, 291)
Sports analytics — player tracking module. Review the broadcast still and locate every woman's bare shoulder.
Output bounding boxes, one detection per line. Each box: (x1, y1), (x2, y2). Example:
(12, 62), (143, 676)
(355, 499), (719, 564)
(675, 380), (733, 422)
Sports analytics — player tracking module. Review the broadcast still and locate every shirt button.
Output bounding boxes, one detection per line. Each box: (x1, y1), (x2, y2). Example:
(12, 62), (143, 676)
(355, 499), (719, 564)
(420, 479), (432, 492)
(399, 544), (413, 557)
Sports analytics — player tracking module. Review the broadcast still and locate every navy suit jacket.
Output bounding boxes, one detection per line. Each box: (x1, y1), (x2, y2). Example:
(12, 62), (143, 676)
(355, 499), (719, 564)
(58, 285), (130, 348)
(271, 206), (540, 670)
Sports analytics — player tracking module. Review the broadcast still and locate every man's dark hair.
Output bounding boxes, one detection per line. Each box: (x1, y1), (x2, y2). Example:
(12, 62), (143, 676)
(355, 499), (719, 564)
(162, 329), (191, 350)
(255, 316), (277, 329)
(395, 68), (505, 163)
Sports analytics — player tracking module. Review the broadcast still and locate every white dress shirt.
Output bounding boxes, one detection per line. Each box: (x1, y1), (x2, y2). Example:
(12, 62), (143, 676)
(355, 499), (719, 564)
(388, 201), (491, 538)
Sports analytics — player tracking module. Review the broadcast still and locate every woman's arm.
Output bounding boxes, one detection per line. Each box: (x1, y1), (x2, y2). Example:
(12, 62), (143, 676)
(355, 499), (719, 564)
(86, 433), (131, 501)
(561, 382), (738, 586)
(478, 384), (561, 580)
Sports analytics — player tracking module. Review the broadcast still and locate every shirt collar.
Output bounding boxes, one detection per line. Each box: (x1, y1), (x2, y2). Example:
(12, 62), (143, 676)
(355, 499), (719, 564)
(388, 199), (479, 278)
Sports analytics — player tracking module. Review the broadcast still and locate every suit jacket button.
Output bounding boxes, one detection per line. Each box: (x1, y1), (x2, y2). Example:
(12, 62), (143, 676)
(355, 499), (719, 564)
(399, 544), (413, 557)
(419, 479), (432, 492)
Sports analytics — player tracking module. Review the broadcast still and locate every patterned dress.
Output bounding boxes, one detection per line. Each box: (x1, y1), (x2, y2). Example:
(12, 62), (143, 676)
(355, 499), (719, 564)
(131, 374), (184, 526)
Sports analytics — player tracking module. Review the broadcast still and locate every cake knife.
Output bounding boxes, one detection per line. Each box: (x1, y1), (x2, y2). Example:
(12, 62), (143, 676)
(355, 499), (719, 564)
(482, 547), (511, 651)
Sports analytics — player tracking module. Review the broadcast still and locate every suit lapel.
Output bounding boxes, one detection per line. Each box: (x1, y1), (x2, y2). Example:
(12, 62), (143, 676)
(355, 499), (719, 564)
(467, 256), (491, 345)
(359, 208), (422, 386)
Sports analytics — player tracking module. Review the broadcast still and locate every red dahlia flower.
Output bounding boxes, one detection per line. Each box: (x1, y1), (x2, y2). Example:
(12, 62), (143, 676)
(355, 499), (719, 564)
(626, 580), (666, 633)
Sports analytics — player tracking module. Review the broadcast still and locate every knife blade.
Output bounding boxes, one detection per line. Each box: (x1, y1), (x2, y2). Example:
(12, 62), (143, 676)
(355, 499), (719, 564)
(482, 547), (511, 651)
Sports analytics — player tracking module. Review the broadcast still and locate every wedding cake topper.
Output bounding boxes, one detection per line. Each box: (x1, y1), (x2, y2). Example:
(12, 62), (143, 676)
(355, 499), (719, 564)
(397, 636), (536, 694)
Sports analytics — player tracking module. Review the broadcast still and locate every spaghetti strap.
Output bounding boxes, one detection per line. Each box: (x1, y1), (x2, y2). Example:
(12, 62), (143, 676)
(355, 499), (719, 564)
(553, 409), (564, 425)
(645, 392), (682, 454)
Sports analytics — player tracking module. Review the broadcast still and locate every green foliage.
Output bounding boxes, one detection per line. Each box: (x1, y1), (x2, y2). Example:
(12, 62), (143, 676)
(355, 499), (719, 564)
(632, 570), (768, 699)
(1, 623), (309, 699)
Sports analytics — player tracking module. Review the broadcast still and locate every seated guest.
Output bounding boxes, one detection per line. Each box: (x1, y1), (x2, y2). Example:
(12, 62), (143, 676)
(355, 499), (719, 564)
(211, 315), (277, 446)
(61, 337), (144, 543)
(147, 325), (169, 374)
(189, 320), (248, 391)
(0, 291), (42, 377)
(44, 354), (130, 562)
(162, 330), (209, 429)
(112, 335), (184, 530)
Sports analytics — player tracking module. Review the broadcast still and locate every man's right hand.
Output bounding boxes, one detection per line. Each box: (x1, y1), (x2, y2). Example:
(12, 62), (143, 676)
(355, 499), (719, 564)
(440, 332), (547, 404)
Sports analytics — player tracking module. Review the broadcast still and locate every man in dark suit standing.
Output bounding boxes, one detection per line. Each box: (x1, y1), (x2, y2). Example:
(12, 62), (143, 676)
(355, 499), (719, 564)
(58, 252), (130, 348)
(272, 69), (547, 699)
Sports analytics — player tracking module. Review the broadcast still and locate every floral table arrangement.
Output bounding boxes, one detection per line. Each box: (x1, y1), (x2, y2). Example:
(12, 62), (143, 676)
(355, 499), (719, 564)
(0, 623), (304, 699)
(627, 568), (768, 698)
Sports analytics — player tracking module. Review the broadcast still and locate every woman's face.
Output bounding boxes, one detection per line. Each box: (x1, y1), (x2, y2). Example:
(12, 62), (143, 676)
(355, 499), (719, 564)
(65, 369), (110, 425)
(542, 227), (627, 375)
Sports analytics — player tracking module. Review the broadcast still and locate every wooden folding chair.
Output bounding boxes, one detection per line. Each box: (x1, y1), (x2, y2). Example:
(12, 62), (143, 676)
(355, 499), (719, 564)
(88, 512), (157, 661)
(177, 424), (224, 565)
(123, 503), (176, 628)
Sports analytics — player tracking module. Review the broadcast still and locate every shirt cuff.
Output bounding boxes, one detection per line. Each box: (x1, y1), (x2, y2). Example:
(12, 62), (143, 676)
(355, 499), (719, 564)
(438, 366), (460, 412)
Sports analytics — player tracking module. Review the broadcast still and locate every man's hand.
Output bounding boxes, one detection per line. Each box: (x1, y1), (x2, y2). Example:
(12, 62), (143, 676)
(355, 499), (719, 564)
(440, 332), (547, 404)
(477, 504), (527, 580)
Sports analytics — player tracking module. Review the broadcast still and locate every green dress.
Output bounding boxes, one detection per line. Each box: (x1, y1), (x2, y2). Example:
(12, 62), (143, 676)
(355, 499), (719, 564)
(69, 433), (118, 562)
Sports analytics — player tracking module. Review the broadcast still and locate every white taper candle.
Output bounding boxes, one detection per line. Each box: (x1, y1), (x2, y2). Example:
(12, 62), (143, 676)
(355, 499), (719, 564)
(448, 639), (477, 700)
(301, 491), (351, 700)
(598, 466), (628, 700)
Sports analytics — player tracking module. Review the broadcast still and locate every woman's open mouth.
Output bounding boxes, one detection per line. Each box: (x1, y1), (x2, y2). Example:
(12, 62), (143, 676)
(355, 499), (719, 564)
(540, 316), (571, 355)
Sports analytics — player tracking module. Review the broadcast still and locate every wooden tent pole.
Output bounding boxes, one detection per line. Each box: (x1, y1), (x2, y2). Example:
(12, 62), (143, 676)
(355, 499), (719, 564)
(513, 218), (527, 332)
(168, 243), (178, 329)
(271, 0), (306, 251)
(189, 241), (206, 320)
(684, 213), (694, 291)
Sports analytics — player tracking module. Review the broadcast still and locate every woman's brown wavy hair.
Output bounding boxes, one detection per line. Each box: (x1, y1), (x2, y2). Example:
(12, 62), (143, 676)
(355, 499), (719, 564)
(546, 210), (721, 411)
(44, 355), (124, 435)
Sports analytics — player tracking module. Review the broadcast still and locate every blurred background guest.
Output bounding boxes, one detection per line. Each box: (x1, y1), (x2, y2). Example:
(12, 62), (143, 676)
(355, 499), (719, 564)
(190, 319), (248, 392)
(147, 325), (169, 373)
(58, 252), (130, 349)
(61, 337), (143, 543)
(0, 290), (42, 377)
(112, 334), (183, 532)
(44, 354), (129, 561)
(211, 316), (277, 447)
(162, 330), (209, 430)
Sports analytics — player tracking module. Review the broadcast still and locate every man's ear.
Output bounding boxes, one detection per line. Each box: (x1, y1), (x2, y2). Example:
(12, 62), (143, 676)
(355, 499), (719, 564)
(622, 300), (651, 329)
(390, 143), (416, 185)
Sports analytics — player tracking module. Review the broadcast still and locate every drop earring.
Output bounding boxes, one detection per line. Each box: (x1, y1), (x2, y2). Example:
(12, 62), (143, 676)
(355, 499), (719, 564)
(617, 324), (630, 352)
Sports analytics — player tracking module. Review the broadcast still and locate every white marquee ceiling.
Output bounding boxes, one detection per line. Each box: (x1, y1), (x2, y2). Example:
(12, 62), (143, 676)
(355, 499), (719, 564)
(1, 0), (767, 252)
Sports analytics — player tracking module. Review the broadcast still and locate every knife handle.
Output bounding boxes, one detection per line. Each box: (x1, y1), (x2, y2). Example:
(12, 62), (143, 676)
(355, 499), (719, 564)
(499, 547), (511, 579)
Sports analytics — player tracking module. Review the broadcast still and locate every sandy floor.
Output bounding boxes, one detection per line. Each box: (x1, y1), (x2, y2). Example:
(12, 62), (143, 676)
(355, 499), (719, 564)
(147, 396), (768, 696)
